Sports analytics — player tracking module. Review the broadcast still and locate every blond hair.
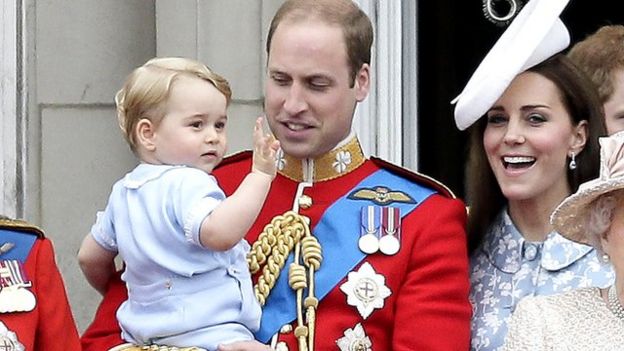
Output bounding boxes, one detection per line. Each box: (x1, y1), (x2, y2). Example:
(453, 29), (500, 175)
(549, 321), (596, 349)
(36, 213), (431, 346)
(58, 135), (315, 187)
(115, 57), (232, 152)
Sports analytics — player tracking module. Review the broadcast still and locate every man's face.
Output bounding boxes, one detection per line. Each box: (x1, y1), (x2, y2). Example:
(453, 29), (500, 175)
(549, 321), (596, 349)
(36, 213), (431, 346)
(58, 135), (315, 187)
(265, 20), (369, 159)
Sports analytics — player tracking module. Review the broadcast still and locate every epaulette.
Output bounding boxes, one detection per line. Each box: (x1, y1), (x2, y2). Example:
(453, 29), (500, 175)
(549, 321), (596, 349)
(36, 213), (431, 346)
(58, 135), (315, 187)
(0, 217), (44, 237)
(215, 150), (252, 169)
(0, 217), (44, 261)
(370, 156), (456, 199)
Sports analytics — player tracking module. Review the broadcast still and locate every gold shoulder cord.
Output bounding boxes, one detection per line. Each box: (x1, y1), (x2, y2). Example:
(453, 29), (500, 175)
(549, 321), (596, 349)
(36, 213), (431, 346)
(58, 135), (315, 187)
(248, 209), (322, 351)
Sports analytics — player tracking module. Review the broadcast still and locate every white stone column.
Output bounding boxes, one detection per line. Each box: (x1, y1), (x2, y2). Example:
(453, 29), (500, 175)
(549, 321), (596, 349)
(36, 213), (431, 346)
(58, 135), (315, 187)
(1, 0), (19, 218)
(353, 1), (405, 167)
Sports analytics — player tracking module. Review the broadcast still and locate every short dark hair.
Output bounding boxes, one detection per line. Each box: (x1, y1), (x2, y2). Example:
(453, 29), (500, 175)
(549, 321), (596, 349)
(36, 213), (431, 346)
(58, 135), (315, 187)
(266, 0), (373, 87)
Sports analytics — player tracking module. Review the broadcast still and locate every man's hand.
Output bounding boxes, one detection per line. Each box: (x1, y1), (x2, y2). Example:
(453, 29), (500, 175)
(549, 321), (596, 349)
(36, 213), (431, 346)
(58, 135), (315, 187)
(252, 116), (280, 178)
(218, 340), (273, 351)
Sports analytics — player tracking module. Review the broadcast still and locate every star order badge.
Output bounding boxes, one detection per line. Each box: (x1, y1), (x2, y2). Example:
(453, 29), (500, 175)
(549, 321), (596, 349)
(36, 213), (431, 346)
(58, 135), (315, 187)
(0, 321), (25, 351)
(340, 262), (391, 319)
(336, 323), (372, 351)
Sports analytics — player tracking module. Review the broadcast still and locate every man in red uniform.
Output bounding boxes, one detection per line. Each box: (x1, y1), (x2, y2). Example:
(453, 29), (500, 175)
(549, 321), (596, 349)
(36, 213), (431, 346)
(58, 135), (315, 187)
(81, 0), (471, 350)
(0, 216), (80, 351)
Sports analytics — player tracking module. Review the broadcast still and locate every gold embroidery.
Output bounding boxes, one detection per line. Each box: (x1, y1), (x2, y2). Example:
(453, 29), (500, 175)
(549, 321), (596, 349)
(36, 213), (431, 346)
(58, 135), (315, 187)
(278, 137), (365, 182)
(0, 218), (44, 237)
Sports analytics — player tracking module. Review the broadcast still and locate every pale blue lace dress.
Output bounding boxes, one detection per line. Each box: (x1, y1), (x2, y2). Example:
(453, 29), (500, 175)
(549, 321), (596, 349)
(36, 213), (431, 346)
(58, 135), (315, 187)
(469, 209), (614, 351)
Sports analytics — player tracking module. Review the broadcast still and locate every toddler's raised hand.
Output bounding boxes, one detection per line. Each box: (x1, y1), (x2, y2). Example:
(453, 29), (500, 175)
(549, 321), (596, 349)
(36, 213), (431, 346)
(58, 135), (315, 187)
(252, 117), (280, 178)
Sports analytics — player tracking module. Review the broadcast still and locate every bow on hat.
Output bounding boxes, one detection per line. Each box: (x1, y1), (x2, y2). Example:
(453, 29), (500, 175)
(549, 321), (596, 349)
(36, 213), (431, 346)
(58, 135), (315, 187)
(599, 132), (624, 181)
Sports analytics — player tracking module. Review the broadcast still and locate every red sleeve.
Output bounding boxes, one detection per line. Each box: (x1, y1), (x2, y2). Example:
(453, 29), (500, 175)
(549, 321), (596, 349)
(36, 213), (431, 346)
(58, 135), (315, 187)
(393, 196), (471, 350)
(80, 270), (126, 350)
(33, 239), (81, 351)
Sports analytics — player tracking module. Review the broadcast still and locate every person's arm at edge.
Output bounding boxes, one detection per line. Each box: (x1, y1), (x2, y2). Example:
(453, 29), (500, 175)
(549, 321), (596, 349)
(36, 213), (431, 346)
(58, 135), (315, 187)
(77, 234), (117, 295)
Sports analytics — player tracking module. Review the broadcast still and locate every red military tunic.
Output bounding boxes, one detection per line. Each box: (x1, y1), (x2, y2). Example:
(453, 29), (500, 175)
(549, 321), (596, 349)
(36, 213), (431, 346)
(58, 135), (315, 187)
(0, 218), (81, 351)
(81, 138), (470, 350)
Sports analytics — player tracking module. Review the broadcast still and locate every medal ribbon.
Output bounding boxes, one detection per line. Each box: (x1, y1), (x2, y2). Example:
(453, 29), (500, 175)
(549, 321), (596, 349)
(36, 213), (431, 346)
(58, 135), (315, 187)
(0, 260), (30, 288)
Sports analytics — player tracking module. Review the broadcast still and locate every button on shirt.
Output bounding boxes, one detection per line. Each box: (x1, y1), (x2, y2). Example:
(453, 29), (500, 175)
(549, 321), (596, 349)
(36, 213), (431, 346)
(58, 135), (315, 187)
(90, 164), (261, 349)
(469, 209), (614, 351)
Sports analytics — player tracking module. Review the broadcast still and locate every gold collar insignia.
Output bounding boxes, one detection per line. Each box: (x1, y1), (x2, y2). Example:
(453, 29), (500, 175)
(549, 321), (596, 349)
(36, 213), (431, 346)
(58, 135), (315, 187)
(277, 136), (366, 182)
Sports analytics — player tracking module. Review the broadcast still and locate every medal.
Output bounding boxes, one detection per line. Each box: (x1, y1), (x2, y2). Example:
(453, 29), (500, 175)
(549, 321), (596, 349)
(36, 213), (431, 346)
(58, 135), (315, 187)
(358, 206), (380, 254)
(0, 260), (36, 313)
(0, 321), (24, 351)
(340, 262), (391, 319)
(336, 323), (372, 351)
(379, 207), (401, 255)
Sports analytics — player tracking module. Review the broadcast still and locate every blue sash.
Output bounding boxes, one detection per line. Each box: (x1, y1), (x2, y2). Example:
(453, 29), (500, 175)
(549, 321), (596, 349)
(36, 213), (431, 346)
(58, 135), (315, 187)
(255, 169), (436, 342)
(0, 229), (37, 262)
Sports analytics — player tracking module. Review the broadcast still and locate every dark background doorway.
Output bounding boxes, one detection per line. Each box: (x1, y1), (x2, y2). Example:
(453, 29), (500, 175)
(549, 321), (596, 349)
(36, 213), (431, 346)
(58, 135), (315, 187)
(417, 0), (624, 200)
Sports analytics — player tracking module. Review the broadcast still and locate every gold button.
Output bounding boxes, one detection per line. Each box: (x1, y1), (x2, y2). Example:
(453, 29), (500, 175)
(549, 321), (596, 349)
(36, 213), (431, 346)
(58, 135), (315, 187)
(299, 195), (312, 209)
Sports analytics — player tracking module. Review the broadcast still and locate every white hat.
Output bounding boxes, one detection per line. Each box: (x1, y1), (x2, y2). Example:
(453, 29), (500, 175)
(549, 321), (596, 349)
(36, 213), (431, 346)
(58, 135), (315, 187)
(452, 0), (571, 131)
(551, 131), (624, 244)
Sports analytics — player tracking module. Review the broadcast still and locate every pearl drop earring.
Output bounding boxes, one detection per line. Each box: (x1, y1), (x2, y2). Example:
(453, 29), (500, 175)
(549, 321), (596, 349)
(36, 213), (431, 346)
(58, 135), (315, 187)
(569, 153), (577, 170)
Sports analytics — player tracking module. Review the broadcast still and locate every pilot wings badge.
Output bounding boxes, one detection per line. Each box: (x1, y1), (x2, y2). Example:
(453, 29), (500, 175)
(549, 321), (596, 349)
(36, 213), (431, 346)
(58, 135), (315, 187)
(347, 186), (415, 206)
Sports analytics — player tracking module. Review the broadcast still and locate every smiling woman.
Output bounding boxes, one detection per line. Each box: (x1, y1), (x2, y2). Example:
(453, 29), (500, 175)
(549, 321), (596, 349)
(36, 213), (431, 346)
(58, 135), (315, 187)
(465, 53), (614, 351)
(451, 0), (616, 349)
(481, 70), (588, 233)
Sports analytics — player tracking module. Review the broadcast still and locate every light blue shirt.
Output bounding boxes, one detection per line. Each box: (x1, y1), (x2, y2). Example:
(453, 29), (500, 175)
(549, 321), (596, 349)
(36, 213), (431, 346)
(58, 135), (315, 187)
(91, 164), (261, 349)
(469, 209), (614, 351)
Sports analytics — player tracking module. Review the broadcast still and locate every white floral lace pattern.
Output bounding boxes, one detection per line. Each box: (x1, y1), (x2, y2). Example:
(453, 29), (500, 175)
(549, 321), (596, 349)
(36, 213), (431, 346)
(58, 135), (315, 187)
(503, 288), (624, 350)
